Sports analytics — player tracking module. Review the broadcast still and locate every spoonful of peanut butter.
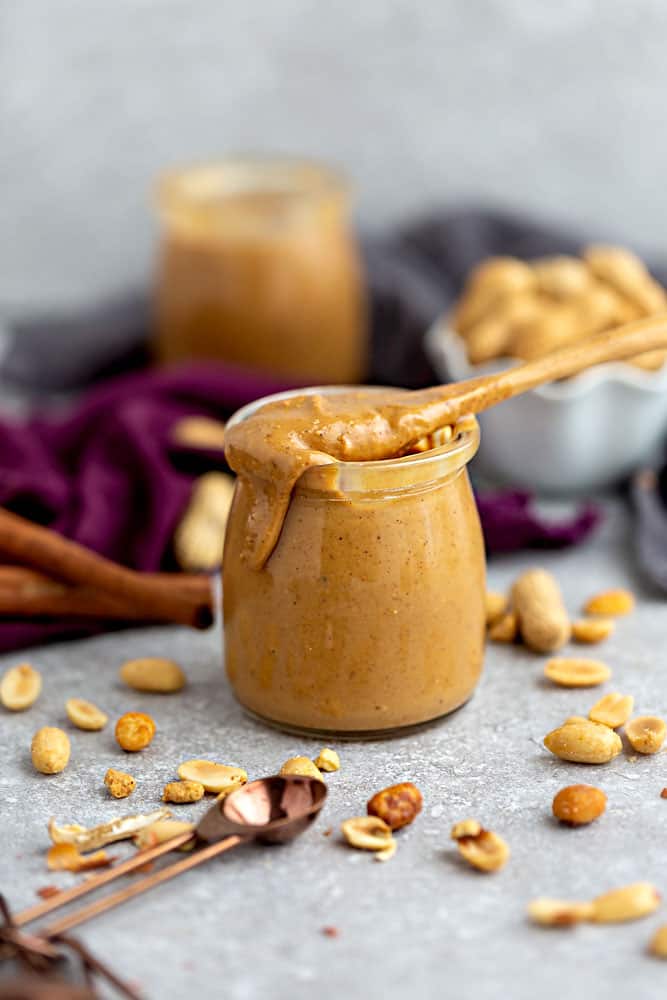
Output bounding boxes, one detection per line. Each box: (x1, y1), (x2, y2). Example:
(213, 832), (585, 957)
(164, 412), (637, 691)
(225, 316), (667, 568)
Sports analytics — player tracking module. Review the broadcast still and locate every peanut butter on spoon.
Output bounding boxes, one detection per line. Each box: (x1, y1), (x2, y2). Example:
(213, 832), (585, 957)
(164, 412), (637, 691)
(225, 316), (667, 568)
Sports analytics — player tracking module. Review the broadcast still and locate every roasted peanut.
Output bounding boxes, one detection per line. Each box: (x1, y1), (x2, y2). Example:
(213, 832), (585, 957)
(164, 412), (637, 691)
(104, 768), (136, 799)
(49, 809), (169, 851)
(119, 657), (186, 693)
(544, 657), (611, 688)
(177, 760), (247, 796)
(465, 316), (513, 365)
(31, 727), (70, 774)
(527, 898), (594, 926)
(588, 692), (634, 729)
(451, 819), (510, 872)
(485, 591), (508, 627)
(173, 472), (235, 572)
(171, 415), (226, 451)
(163, 780), (205, 804)
(367, 782), (423, 831)
(649, 925), (667, 958)
(584, 245), (667, 313)
(313, 748), (340, 773)
(468, 257), (536, 294)
(47, 844), (114, 873)
(625, 716), (667, 755)
(115, 712), (156, 752)
(66, 697), (108, 731)
(591, 883), (661, 923)
(341, 816), (395, 853)
(511, 569), (570, 653)
(0, 663), (42, 711)
(543, 719), (622, 764)
(583, 588), (635, 617)
(488, 611), (518, 643)
(134, 820), (196, 850)
(280, 757), (323, 780)
(572, 618), (615, 644)
(533, 257), (590, 299)
(552, 785), (607, 825)
(529, 883), (660, 927)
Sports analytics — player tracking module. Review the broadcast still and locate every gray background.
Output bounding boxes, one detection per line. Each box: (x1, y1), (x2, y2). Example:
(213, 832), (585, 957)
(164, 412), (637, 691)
(2, 0), (667, 312)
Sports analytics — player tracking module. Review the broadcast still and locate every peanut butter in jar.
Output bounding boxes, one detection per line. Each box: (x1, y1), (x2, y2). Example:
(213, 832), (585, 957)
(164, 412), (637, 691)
(223, 388), (486, 737)
(154, 158), (368, 383)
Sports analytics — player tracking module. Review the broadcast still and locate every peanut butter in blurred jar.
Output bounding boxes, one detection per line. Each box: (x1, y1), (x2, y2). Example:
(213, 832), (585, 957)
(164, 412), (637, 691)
(154, 158), (368, 382)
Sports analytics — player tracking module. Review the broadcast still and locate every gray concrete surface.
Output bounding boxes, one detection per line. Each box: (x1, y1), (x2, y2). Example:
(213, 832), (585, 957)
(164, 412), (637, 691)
(3, 1), (667, 314)
(1, 499), (667, 998)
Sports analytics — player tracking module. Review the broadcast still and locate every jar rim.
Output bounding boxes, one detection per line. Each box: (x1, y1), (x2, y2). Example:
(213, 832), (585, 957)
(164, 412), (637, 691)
(156, 156), (350, 212)
(226, 386), (480, 493)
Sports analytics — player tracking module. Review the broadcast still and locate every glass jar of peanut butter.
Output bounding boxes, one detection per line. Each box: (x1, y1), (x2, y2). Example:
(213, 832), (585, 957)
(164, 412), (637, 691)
(223, 388), (485, 737)
(154, 158), (367, 382)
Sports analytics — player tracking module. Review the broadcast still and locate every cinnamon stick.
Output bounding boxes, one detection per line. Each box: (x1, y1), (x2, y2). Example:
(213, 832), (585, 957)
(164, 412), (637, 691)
(0, 511), (214, 629)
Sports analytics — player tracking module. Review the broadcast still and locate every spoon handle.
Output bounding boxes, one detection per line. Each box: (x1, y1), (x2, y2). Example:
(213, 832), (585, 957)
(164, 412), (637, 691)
(417, 314), (667, 429)
(14, 830), (196, 928)
(39, 835), (243, 939)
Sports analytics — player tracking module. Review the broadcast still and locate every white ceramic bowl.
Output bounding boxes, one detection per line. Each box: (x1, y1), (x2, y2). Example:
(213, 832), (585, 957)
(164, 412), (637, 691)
(425, 320), (667, 494)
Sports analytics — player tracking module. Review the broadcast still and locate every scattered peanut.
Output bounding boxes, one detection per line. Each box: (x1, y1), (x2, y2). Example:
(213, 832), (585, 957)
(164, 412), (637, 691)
(543, 719), (622, 764)
(341, 816), (395, 853)
(163, 780), (205, 804)
(171, 415), (226, 451)
(649, 924), (667, 958)
(451, 819), (510, 872)
(177, 760), (247, 796)
(173, 472), (236, 571)
(47, 843), (114, 873)
(527, 898), (594, 926)
(313, 748), (340, 773)
(588, 692), (634, 729)
(488, 611), (518, 643)
(104, 768), (136, 799)
(552, 785), (607, 826)
(591, 883), (661, 923)
(528, 883), (660, 927)
(280, 756), (323, 780)
(66, 697), (108, 731)
(367, 782), (423, 831)
(584, 588), (635, 617)
(49, 809), (170, 851)
(119, 657), (186, 693)
(115, 712), (156, 752)
(511, 568), (570, 653)
(0, 663), (42, 711)
(133, 820), (196, 850)
(625, 716), (667, 755)
(544, 657), (611, 688)
(485, 591), (508, 627)
(571, 618), (615, 644)
(375, 840), (398, 862)
(31, 727), (70, 774)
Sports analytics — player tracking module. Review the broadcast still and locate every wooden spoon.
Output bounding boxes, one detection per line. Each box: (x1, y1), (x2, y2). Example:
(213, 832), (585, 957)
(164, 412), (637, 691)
(382, 314), (667, 453)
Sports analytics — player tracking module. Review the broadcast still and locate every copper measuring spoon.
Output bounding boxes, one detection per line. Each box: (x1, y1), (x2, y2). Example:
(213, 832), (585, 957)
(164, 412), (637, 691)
(11, 775), (326, 940)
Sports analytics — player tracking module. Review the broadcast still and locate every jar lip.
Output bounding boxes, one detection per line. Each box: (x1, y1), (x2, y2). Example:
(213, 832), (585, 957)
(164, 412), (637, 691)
(226, 386), (480, 477)
(156, 156), (350, 210)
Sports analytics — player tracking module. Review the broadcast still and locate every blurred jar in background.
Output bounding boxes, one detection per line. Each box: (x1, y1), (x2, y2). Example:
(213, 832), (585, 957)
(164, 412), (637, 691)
(154, 158), (368, 382)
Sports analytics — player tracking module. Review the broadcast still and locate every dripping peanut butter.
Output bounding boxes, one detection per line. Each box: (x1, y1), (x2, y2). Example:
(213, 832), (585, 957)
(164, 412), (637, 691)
(223, 388), (486, 736)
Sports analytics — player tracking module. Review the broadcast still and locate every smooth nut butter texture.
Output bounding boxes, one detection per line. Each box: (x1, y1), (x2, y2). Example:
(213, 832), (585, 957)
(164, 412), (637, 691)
(223, 388), (485, 734)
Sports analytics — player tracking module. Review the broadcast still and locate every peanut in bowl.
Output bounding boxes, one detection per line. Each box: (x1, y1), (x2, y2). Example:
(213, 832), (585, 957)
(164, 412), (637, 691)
(425, 248), (667, 493)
